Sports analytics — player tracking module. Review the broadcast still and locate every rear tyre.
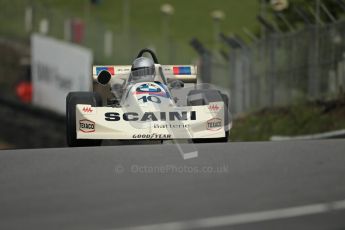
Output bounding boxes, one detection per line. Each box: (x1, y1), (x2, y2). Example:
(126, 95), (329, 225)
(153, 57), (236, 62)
(66, 92), (102, 147)
(187, 89), (230, 143)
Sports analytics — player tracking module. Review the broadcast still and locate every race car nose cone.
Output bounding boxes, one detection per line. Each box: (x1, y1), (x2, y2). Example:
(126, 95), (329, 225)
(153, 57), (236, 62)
(97, 70), (111, 85)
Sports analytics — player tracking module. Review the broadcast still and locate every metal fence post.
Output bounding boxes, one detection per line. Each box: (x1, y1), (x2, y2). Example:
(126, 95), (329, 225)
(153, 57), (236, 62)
(104, 30), (113, 58)
(268, 35), (276, 106)
(228, 49), (236, 113)
(308, 26), (320, 99)
(234, 49), (244, 114)
(200, 52), (212, 83)
(243, 47), (251, 111)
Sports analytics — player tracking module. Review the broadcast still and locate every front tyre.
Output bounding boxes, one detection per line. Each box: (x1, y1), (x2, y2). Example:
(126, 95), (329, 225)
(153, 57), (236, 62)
(187, 89), (230, 143)
(66, 92), (102, 147)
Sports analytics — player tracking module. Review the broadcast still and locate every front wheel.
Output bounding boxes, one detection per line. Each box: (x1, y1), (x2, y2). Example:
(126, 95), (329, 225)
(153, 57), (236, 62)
(187, 89), (230, 143)
(66, 92), (102, 147)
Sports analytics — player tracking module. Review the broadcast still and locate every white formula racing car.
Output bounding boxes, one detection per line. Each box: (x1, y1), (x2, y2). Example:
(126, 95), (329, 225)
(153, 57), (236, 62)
(66, 49), (231, 147)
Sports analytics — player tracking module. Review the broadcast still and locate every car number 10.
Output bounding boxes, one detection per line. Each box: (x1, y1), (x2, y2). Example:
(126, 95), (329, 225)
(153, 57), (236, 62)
(138, 95), (161, 104)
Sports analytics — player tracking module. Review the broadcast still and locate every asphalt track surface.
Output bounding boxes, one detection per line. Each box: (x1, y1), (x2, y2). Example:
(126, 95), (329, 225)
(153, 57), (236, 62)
(1, 139), (345, 230)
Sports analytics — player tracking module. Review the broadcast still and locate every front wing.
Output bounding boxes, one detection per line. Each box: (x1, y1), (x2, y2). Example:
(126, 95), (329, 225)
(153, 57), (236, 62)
(76, 102), (225, 140)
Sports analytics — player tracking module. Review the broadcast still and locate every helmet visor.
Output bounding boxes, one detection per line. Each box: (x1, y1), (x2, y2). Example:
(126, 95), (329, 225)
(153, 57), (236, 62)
(131, 67), (155, 77)
(130, 67), (155, 82)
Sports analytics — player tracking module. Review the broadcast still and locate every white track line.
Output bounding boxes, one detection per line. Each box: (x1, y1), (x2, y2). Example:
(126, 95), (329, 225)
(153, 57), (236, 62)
(111, 199), (345, 230)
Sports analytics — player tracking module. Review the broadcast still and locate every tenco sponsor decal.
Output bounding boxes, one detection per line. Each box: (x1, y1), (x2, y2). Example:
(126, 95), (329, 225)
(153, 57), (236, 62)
(207, 118), (222, 131)
(105, 111), (196, 122)
(79, 119), (95, 133)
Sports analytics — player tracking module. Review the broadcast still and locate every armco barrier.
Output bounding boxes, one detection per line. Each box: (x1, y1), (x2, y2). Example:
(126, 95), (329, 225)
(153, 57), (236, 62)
(270, 129), (345, 141)
(0, 96), (66, 148)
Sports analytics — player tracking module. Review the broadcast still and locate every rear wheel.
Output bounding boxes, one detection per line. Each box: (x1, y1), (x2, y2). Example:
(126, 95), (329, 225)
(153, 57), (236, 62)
(66, 92), (102, 147)
(187, 89), (230, 143)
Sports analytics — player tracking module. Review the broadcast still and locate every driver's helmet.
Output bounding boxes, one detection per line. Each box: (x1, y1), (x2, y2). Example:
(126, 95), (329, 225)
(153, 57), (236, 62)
(130, 57), (155, 83)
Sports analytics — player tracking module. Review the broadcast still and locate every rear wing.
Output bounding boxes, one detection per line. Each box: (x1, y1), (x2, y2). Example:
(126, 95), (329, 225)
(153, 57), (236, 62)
(161, 65), (197, 83)
(92, 65), (131, 82)
(92, 65), (198, 84)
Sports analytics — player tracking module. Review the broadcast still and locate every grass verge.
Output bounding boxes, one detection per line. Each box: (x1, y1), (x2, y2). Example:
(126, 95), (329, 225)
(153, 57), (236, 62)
(230, 94), (345, 141)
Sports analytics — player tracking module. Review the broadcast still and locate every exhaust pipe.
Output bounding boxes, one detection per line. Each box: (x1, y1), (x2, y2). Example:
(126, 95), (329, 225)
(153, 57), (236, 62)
(97, 70), (111, 85)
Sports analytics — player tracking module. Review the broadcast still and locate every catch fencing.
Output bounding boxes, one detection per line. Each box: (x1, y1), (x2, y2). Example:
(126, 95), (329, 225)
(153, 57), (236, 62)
(205, 21), (345, 115)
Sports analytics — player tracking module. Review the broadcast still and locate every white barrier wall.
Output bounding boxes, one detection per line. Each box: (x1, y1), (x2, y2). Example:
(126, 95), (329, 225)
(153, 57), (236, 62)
(31, 34), (92, 114)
